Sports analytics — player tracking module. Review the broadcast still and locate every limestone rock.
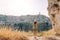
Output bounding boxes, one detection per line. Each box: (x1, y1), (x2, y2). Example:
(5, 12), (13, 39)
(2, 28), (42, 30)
(48, 0), (60, 34)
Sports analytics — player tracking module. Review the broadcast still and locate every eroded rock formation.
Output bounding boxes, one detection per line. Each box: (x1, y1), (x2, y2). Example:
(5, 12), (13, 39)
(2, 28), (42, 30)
(48, 0), (60, 34)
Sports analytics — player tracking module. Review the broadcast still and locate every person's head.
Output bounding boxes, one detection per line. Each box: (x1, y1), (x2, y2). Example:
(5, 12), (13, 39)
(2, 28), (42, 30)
(34, 20), (37, 24)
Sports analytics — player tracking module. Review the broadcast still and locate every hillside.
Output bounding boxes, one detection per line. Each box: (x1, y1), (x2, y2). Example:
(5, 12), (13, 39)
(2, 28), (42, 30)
(0, 15), (50, 24)
(0, 14), (52, 31)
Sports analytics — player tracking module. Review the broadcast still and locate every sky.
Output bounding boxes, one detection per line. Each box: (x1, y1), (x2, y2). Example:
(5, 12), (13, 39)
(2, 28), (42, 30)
(0, 0), (48, 17)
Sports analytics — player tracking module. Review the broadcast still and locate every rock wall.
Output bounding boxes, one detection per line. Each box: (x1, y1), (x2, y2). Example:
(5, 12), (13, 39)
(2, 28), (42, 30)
(48, 0), (60, 34)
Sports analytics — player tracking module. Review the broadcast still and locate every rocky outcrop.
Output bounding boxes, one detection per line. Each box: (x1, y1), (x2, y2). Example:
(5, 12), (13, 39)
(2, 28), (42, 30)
(48, 0), (60, 34)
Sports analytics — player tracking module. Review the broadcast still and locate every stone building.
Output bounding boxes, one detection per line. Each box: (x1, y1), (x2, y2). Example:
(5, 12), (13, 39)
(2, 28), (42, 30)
(48, 0), (60, 34)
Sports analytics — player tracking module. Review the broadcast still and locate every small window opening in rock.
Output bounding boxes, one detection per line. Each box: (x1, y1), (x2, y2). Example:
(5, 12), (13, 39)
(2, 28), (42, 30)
(58, 8), (60, 11)
(53, 23), (55, 25)
(51, 14), (55, 17)
(53, 4), (59, 8)
(57, 0), (60, 1)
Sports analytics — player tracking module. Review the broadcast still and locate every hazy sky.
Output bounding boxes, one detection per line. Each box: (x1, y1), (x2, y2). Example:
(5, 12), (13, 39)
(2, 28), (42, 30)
(0, 0), (48, 17)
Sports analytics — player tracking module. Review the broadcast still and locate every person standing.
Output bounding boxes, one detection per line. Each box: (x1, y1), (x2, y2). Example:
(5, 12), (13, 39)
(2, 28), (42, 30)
(33, 20), (38, 37)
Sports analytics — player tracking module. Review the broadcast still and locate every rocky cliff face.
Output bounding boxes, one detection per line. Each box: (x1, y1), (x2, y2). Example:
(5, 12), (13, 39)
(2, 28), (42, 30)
(48, 0), (60, 34)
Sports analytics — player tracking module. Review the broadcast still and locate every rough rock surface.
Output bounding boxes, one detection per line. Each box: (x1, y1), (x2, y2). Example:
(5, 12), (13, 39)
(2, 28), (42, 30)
(48, 0), (60, 34)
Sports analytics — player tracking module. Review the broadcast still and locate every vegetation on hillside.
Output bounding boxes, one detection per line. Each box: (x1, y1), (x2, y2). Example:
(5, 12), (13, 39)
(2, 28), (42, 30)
(0, 14), (52, 32)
